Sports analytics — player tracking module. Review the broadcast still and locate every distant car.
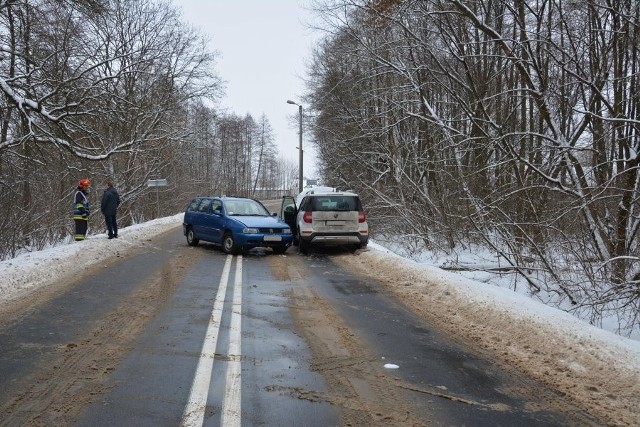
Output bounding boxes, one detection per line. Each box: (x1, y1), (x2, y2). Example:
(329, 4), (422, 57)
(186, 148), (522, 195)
(280, 189), (369, 254)
(183, 196), (293, 254)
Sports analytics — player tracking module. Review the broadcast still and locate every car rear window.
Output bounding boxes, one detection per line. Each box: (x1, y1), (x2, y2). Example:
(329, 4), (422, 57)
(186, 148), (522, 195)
(311, 196), (360, 212)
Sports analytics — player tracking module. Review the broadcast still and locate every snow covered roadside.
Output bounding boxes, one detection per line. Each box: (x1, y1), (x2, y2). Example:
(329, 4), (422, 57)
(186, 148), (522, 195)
(0, 214), (184, 307)
(335, 243), (640, 426)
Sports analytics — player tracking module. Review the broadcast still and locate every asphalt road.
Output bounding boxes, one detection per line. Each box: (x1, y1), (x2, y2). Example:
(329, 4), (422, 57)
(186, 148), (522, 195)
(0, 227), (600, 426)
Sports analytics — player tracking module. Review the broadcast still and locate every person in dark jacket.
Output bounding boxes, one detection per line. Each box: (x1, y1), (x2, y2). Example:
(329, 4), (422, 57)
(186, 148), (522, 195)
(101, 181), (121, 239)
(73, 178), (91, 241)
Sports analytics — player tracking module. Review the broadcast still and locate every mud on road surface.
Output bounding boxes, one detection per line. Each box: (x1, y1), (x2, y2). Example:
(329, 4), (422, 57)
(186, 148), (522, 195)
(269, 251), (611, 427)
(0, 230), (202, 427)
(269, 253), (428, 427)
(332, 250), (640, 427)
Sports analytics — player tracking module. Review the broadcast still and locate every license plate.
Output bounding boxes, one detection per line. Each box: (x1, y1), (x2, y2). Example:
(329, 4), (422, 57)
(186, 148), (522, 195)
(263, 235), (282, 242)
(326, 220), (345, 226)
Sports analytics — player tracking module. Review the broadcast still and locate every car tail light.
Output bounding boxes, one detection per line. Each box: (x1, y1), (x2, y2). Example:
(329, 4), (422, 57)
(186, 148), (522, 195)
(303, 211), (313, 223)
(358, 211), (367, 223)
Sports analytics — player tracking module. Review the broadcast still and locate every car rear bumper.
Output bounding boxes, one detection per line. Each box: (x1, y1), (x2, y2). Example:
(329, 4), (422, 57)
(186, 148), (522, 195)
(303, 232), (368, 246)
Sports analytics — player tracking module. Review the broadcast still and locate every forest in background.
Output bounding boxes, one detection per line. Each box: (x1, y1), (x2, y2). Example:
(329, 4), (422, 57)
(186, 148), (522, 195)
(0, 0), (297, 260)
(306, 0), (640, 335)
(3, 0), (639, 336)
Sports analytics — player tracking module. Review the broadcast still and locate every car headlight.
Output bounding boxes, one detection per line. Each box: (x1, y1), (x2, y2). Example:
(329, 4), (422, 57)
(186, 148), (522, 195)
(283, 228), (291, 234)
(243, 227), (259, 234)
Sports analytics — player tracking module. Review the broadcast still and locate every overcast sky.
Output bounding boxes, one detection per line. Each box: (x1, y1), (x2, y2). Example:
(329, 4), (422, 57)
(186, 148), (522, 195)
(177, 0), (321, 178)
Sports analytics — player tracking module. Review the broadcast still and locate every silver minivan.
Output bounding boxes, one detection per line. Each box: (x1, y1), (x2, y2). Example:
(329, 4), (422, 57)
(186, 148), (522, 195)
(280, 189), (369, 253)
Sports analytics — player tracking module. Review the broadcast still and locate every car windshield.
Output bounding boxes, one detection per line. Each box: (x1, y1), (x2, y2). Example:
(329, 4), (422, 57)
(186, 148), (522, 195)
(224, 199), (270, 216)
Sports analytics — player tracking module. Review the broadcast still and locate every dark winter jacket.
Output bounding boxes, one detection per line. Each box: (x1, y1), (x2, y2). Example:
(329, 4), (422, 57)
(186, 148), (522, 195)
(73, 188), (90, 218)
(101, 187), (121, 216)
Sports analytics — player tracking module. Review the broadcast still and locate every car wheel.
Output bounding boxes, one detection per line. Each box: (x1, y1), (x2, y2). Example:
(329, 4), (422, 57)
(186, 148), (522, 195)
(223, 232), (238, 254)
(298, 231), (309, 254)
(186, 227), (199, 246)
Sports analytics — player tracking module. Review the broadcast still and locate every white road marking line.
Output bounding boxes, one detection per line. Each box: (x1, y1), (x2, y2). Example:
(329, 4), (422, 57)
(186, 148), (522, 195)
(221, 254), (243, 427)
(181, 255), (233, 427)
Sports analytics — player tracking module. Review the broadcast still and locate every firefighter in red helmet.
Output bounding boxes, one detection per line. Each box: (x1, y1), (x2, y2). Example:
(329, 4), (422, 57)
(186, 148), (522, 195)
(73, 178), (91, 241)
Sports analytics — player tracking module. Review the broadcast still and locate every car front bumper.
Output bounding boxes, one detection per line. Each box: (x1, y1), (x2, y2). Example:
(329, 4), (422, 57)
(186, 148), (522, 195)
(235, 233), (294, 248)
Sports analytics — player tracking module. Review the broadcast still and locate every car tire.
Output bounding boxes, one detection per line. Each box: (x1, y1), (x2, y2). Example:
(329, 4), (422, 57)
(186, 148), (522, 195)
(186, 227), (199, 246)
(223, 232), (238, 254)
(298, 232), (309, 254)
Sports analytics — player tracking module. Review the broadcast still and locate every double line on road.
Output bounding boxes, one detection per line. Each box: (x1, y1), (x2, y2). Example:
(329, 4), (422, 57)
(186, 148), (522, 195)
(181, 254), (243, 427)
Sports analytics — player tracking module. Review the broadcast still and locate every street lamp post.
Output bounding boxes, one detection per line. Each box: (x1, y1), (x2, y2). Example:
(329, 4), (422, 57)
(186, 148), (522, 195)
(287, 100), (303, 193)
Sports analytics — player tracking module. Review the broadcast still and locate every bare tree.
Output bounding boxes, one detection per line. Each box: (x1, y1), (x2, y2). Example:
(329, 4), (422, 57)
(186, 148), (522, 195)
(0, 0), (222, 255)
(306, 0), (640, 334)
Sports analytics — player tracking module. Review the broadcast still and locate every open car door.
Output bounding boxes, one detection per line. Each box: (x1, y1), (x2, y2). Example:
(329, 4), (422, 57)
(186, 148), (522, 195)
(280, 195), (297, 234)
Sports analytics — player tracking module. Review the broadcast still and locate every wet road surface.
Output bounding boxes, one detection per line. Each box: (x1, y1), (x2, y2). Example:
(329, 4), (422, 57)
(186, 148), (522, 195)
(0, 228), (600, 426)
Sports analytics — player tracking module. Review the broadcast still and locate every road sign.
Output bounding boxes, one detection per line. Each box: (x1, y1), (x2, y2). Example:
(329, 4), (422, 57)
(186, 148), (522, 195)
(147, 179), (168, 187)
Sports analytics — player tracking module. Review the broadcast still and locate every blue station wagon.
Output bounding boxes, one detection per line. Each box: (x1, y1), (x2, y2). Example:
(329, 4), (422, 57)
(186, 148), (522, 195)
(183, 196), (293, 254)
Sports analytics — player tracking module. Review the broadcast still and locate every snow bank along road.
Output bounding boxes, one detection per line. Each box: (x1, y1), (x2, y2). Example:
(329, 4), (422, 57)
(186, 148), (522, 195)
(334, 251), (640, 426)
(0, 215), (640, 425)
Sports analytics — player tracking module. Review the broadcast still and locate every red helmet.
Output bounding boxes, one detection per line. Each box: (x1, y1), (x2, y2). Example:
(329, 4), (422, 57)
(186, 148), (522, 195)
(78, 178), (91, 188)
